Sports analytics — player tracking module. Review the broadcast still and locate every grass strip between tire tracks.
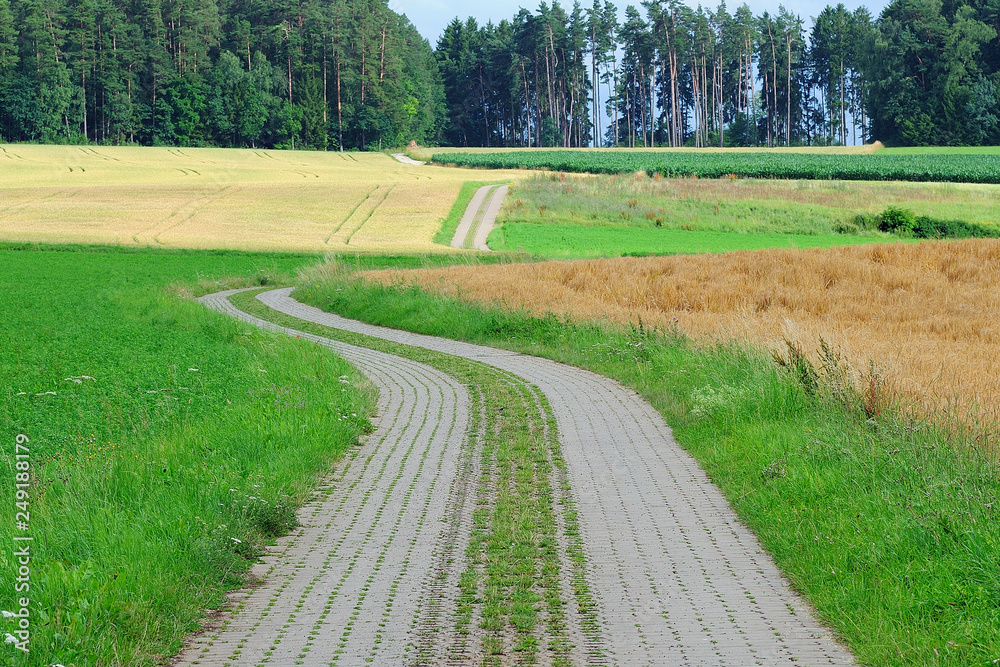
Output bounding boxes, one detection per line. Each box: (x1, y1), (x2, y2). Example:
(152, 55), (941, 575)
(289, 266), (1000, 667)
(229, 289), (602, 665)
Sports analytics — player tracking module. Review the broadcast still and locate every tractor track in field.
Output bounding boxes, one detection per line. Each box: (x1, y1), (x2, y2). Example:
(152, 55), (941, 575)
(184, 287), (856, 666)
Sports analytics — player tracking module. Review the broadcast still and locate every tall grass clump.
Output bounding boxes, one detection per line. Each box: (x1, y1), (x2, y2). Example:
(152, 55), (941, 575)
(0, 247), (372, 665)
(294, 259), (1000, 666)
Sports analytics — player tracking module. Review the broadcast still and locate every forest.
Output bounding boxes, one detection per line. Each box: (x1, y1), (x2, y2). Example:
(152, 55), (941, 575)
(0, 0), (443, 149)
(0, 0), (998, 149)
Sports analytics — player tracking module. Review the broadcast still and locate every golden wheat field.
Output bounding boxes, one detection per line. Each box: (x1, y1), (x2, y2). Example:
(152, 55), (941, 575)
(366, 239), (1000, 421)
(0, 144), (527, 252)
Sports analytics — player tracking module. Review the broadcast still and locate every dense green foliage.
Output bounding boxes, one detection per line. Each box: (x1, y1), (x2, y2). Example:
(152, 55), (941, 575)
(0, 0), (443, 149)
(2, 0), (997, 150)
(438, 0), (1000, 148)
(294, 267), (1000, 666)
(856, 206), (1000, 238)
(433, 149), (1000, 183)
(0, 247), (371, 664)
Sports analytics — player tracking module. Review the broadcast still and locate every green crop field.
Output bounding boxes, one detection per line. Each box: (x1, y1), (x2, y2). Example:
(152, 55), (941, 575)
(880, 146), (1000, 155)
(432, 148), (1000, 184)
(0, 245), (374, 665)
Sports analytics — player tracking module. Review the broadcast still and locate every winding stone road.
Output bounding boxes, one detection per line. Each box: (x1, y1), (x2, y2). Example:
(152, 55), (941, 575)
(183, 287), (856, 666)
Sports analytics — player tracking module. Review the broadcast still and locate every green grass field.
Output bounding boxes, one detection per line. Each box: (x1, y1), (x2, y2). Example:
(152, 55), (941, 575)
(489, 222), (885, 257)
(0, 245), (373, 665)
(484, 173), (1000, 257)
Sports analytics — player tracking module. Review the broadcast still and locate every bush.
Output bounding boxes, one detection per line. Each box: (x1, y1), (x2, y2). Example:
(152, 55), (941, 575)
(878, 206), (916, 234)
(865, 207), (1000, 239)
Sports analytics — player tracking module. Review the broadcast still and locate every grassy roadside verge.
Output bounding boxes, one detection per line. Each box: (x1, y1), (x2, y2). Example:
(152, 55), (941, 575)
(292, 264), (1000, 667)
(0, 248), (373, 666)
(228, 289), (600, 665)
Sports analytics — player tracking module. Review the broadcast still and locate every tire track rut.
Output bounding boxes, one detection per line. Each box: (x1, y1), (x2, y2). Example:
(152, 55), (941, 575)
(252, 288), (857, 667)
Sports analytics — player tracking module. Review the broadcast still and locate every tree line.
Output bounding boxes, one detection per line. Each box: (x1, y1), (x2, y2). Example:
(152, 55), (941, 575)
(0, 0), (443, 149)
(439, 0), (1000, 148)
(0, 0), (998, 148)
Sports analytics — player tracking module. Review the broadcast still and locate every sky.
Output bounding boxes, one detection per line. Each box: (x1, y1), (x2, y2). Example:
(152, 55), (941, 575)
(389, 0), (892, 45)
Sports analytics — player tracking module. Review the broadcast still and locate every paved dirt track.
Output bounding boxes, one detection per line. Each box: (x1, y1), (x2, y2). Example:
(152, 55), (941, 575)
(451, 184), (507, 250)
(187, 287), (856, 666)
(178, 290), (472, 665)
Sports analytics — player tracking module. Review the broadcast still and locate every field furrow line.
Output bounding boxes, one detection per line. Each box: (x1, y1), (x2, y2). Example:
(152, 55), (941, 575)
(325, 185), (380, 244)
(344, 184), (396, 245)
(176, 289), (469, 666)
(254, 288), (858, 667)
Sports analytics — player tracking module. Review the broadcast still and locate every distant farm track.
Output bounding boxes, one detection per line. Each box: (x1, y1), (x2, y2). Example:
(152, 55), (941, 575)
(189, 287), (856, 666)
(450, 184), (508, 250)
